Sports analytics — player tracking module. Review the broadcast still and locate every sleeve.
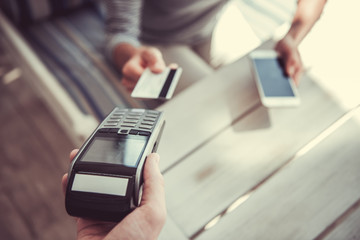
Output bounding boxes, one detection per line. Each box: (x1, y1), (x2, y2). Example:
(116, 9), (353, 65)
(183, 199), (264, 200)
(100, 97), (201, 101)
(104, 0), (143, 60)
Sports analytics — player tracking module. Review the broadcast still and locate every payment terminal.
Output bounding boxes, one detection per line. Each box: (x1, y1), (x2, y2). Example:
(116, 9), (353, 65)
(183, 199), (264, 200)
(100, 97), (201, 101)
(65, 108), (165, 222)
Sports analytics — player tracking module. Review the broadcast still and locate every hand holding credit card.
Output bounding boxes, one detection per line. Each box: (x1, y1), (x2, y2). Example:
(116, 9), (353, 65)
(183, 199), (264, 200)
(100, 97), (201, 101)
(131, 67), (182, 99)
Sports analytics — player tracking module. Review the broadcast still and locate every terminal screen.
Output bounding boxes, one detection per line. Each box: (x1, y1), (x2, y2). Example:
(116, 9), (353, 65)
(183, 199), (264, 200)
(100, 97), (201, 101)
(80, 136), (147, 167)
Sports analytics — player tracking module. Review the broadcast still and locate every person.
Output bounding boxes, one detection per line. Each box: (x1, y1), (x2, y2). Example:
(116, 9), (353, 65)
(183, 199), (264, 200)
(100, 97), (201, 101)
(61, 150), (166, 240)
(104, 0), (327, 92)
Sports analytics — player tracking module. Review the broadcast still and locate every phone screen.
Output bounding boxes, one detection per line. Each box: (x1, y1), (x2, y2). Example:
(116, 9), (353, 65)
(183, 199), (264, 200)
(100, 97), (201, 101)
(253, 58), (295, 97)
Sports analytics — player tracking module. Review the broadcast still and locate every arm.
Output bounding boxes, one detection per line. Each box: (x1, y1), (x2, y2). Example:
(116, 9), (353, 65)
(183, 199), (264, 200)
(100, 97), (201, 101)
(104, 0), (142, 64)
(275, 0), (327, 85)
(285, 0), (327, 45)
(105, 0), (166, 91)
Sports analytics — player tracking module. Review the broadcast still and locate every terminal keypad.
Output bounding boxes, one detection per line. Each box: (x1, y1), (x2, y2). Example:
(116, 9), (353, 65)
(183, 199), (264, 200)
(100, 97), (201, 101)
(101, 109), (160, 135)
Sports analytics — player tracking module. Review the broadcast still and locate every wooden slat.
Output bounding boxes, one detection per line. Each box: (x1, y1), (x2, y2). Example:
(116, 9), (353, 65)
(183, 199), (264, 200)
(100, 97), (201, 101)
(157, 44), (215, 96)
(30, 23), (116, 117)
(197, 109), (360, 239)
(157, 47), (261, 172)
(157, 41), (279, 172)
(0, 11), (97, 144)
(163, 74), (348, 236)
(159, 214), (188, 240)
(0, 194), (33, 239)
(55, 19), (144, 109)
(4, 71), (76, 168)
(0, 31), (76, 239)
(322, 198), (360, 240)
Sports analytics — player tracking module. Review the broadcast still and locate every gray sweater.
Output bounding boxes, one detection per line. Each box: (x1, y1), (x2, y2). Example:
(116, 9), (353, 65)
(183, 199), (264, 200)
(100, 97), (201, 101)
(105, 0), (228, 56)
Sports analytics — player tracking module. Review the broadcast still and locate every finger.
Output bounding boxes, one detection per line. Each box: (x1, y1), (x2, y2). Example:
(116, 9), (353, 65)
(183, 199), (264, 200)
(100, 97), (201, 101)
(62, 173), (68, 195)
(121, 77), (137, 92)
(285, 55), (303, 86)
(141, 47), (166, 73)
(141, 153), (165, 209)
(292, 65), (303, 86)
(139, 153), (166, 229)
(286, 64), (296, 79)
(70, 149), (79, 162)
(122, 58), (144, 81)
(141, 47), (162, 65)
(64, 149), (78, 195)
(103, 154), (165, 240)
(168, 63), (179, 69)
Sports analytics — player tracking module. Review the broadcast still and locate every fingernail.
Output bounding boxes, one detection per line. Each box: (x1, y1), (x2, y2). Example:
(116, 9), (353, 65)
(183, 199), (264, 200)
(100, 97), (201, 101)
(153, 62), (165, 71)
(169, 63), (178, 69)
(288, 66), (295, 76)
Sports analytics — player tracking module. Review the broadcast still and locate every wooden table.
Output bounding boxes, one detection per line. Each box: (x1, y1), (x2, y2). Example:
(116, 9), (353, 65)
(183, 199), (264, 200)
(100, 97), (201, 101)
(156, 41), (360, 239)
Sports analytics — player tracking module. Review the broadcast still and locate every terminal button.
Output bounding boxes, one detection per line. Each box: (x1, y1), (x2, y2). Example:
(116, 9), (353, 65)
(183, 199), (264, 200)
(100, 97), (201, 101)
(104, 123), (118, 127)
(139, 125), (152, 130)
(129, 130), (139, 135)
(145, 115), (157, 119)
(98, 128), (110, 133)
(143, 118), (156, 123)
(140, 122), (153, 126)
(123, 120), (138, 125)
(118, 129), (129, 134)
(125, 116), (140, 121)
(121, 124), (136, 128)
(109, 128), (120, 133)
(112, 113), (124, 118)
(139, 131), (151, 136)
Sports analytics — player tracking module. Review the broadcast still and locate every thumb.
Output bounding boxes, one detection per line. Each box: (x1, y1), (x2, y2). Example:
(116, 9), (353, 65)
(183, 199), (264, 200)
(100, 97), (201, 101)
(141, 47), (166, 73)
(287, 65), (295, 78)
(62, 149), (79, 195)
(139, 153), (166, 228)
(61, 173), (68, 195)
(140, 153), (165, 209)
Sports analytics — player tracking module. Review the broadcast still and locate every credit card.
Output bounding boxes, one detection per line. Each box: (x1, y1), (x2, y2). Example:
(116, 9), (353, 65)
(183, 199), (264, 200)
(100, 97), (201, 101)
(131, 67), (182, 99)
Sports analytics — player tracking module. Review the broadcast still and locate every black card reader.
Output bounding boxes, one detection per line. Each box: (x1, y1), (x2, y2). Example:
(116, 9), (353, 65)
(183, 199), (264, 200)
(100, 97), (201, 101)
(65, 108), (165, 222)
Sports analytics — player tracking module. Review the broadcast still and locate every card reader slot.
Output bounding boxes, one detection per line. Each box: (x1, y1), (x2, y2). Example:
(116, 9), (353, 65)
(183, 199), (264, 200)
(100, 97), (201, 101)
(74, 163), (136, 176)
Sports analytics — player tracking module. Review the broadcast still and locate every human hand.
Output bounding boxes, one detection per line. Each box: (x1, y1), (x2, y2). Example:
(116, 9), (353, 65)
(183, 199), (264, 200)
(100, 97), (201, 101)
(114, 44), (166, 91)
(62, 150), (166, 240)
(275, 35), (304, 86)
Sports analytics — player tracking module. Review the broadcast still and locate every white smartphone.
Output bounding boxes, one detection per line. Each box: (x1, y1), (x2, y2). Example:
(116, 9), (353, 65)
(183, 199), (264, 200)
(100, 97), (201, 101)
(250, 50), (300, 107)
